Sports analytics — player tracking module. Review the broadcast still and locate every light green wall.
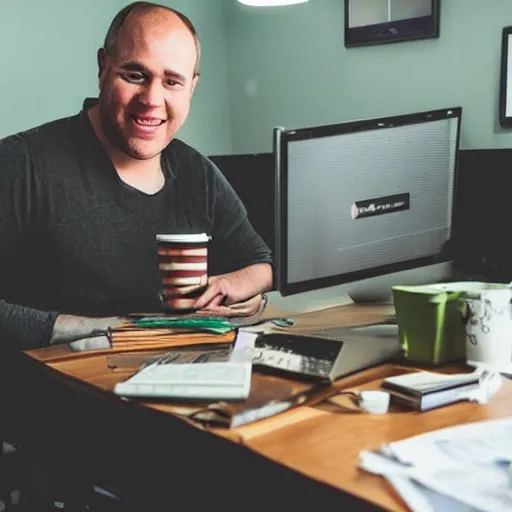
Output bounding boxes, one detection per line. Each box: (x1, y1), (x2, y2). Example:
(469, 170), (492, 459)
(4, 1), (512, 156)
(227, 0), (512, 154)
(0, 0), (233, 155)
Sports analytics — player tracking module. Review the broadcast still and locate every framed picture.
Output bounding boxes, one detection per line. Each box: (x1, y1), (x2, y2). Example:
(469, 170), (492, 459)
(344, 0), (441, 48)
(499, 26), (512, 128)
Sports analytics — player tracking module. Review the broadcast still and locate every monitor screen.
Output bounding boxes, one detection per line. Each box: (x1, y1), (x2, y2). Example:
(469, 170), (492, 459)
(274, 107), (462, 297)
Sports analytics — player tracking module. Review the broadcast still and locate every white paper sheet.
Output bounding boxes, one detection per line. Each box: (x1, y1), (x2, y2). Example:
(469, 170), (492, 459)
(360, 418), (512, 512)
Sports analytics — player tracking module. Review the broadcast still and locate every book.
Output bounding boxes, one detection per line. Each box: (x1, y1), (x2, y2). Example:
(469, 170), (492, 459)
(106, 343), (232, 372)
(381, 371), (481, 411)
(113, 361), (252, 401)
(113, 331), (257, 401)
(186, 377), (335, 428)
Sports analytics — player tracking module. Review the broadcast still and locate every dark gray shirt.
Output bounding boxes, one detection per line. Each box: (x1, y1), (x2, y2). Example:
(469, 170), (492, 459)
(0, 102), (272, 349)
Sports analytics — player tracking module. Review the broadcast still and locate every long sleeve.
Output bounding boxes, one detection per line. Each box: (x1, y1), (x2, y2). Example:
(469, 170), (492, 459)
(207, 160), (273, 276)
(0, 135), (59, 349)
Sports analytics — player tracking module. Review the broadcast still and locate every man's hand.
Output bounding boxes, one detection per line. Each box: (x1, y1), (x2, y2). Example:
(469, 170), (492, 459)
(193, 263), (272, 317)
(195, 292), (266, 317)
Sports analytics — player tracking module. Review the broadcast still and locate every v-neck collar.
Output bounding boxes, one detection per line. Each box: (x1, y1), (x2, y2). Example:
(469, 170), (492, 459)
(77, 98), (177, 182)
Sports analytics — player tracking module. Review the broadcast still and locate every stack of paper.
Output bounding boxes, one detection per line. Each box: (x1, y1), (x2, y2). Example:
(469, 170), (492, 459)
(359, 418), (512, 512)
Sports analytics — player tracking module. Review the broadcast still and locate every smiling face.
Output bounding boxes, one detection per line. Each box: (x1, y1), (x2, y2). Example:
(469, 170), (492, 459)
(97, 9), (199, 160)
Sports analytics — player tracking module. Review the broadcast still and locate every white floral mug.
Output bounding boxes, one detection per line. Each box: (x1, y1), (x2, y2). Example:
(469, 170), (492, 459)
(462, 285), (512, 371)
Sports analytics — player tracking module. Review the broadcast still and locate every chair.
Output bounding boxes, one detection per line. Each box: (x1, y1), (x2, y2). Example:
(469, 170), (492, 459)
(0, 441), (23, 509)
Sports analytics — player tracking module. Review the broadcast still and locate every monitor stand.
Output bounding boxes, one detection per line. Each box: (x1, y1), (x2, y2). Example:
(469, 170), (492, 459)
(267, 262), (452, 315)
(266, 284), (393, 316)
(266, 287), (353, 315)
(347, 289), (393, 305)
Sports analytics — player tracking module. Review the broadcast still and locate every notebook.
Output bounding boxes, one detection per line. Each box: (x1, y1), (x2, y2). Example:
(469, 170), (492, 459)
(113, 331), (256, 401)
(381, 371), (480, 411)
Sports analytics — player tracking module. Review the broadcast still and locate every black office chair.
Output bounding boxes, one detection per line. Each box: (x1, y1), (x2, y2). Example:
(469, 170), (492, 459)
(0, 441), (121, 511)
(0, 441), (23, 510)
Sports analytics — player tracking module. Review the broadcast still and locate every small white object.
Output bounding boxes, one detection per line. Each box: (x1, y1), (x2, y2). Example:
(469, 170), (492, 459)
(357, 390), (390, 414)
(229, 331), (258, 362)
(465, 370), (503, 405)
(69, 335), (110, 351)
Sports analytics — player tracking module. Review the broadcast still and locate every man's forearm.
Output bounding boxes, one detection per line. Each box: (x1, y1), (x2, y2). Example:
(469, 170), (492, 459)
(236, 262), (273, 293)
(50, 314), (126, 345)
(222, 263), (273, 305)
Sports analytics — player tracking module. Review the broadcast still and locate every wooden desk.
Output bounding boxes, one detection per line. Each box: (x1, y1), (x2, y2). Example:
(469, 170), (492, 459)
(3, 303), (511, 510)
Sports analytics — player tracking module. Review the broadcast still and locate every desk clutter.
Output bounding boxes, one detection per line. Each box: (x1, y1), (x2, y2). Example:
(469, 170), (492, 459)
(95, 279), (512, 429)
(359, 417), (512, 512)
(111, 328), (336, 428)
(392, 280), (512, 372)
(108, 280), (512, 429)
(20, 289), (512, 512)
(111, 323), (403, 427)
(104, 315), (299, 351)
(95, 315), (281, 352)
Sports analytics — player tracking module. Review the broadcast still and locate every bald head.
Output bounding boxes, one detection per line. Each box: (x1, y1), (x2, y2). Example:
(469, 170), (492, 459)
(103, 2), (200, 75)
(92, 1), (201, 162)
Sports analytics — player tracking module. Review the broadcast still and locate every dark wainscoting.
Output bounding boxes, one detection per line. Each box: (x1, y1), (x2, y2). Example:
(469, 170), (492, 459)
(451, 148), (512, 281)
(209, 153), (275, 254)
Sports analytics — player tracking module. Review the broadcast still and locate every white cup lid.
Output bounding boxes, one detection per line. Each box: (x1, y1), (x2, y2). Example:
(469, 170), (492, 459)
(357, 391), (390, 415)
(156, 233), (210, 243)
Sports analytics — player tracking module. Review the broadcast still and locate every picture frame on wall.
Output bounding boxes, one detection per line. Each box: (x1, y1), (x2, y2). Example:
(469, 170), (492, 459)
(499, 26), (512, 128)
(344, 0), (441, 48)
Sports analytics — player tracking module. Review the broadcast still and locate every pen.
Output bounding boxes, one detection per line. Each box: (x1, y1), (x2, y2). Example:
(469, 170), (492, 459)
(141, 351), (173, 369)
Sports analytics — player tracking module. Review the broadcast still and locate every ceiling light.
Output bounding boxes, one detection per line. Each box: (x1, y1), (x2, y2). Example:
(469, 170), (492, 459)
(237, 0), (309, 6)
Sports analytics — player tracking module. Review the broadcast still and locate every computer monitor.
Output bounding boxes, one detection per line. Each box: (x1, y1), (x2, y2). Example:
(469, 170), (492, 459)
(269, 107), (462, 313)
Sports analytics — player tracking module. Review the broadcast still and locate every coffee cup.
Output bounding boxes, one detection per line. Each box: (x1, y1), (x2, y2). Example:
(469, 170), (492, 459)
(462, 283), (512, 372)
(156, 233), (211, 312)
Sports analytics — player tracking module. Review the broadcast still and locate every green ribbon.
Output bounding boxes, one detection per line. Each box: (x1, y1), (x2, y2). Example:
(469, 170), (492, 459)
(131, 317), (236, 334)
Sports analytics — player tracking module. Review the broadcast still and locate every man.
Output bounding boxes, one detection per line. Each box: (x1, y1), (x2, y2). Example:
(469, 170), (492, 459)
(0, 2), (273, 351)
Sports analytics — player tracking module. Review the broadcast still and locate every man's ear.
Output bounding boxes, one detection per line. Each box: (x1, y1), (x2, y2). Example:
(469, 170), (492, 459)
(190, 73), (200, 98)
(97, 48), (106, 83)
